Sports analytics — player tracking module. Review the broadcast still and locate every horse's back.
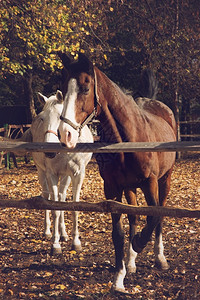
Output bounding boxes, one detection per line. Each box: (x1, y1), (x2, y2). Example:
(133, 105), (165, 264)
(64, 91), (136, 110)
(136, 97), (176, 132)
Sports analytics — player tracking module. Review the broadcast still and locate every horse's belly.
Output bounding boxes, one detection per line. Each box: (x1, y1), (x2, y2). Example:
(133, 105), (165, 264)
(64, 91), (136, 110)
(97, 151), (175, 190)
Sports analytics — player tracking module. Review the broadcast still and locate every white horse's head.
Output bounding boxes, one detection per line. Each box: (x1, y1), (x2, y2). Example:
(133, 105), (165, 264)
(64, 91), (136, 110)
(31, 90), (63, 158)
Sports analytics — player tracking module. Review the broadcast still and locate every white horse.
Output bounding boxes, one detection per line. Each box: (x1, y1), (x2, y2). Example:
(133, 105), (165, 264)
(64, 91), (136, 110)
(30, 90), (93, 254)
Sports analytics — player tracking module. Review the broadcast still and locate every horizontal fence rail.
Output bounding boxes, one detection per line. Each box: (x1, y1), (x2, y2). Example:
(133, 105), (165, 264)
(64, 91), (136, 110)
(0, 197), (199, 219)
(0, 140), (200, 153)
(0, 140), (199, 219)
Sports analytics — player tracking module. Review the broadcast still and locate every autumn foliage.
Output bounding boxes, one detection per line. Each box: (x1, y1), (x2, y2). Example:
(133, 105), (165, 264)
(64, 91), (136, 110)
(0, 0), (199, 123)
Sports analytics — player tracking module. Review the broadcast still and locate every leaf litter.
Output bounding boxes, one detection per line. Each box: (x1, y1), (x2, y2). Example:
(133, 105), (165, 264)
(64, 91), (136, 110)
(0, 154), (199, 299)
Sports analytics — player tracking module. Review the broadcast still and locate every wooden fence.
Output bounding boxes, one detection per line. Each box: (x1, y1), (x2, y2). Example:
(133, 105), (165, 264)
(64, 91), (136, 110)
(180, 120), (200, 139)
(0, 140), (200, 154)
(0, 140), (199, 219)
(0, 124), (31, 168)
(0, 120), (199, 167)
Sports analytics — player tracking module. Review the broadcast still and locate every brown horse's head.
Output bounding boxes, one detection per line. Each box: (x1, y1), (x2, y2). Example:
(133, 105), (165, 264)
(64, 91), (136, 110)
(58, 53), (99, 148)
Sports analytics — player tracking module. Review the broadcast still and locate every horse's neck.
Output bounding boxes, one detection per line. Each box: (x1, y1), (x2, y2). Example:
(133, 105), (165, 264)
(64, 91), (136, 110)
(96, 69), (141, 143)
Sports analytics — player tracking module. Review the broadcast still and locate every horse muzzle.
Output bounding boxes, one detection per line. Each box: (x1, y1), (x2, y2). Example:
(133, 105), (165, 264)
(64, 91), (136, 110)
(57, 124), (79, 149)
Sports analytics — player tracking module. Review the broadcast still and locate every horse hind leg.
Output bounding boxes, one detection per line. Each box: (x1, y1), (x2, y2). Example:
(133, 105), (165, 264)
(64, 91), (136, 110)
(124, 188), (138, 274)
(132, 174), (160, 253)
(37, 169), (52, 239)
(106, 185), (126, 292)
(46, 175), (62, 255)
(154, 170), (173, 270)
(154, 223), (169, 270)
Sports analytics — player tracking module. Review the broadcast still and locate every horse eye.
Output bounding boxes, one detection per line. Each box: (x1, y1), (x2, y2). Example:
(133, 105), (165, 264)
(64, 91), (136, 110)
(85, 77), (90, 83)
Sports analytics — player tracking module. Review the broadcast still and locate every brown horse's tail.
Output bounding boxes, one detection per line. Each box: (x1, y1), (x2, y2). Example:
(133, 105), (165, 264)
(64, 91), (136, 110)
(134, 69), (158, 100)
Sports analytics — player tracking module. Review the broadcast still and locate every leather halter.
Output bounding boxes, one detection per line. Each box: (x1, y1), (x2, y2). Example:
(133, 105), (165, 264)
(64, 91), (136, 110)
(44, 129), (58, 137)
(60, 71), (101, 136)
(44, 130), (59, 158)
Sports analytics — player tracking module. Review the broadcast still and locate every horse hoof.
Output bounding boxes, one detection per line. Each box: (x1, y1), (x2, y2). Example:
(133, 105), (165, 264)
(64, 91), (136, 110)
(127, 265), (136, 274)
(132, 234), (145, 253)
(51, 246), (62, 255)
(44, 233), (52, 240)
(60, 235), (69, 242)
(71, 244), (82, 252)
(111, 285), (129, 294)
(155, 259), (169, 270)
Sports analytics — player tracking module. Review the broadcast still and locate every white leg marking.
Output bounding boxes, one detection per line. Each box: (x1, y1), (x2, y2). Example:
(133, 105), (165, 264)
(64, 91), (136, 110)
(71, 211), (82, 251)
(154, 233), (169, 270)
(127, 242), (138, 273)
(112, 260), (126, 292)
(52, 210), (62, 254)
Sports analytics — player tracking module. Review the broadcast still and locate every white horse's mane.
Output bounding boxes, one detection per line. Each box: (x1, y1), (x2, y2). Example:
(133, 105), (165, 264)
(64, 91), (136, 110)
(43, 96), (60, 111)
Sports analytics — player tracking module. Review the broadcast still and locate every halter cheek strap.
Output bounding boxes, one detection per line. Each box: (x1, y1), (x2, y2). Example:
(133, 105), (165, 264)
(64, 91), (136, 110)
(60, 70), (101, 136)
(60, 116), (80, 131)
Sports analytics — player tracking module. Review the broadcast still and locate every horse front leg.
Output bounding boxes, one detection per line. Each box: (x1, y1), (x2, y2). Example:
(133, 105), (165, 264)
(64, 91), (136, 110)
(71, 172), (85, 251)
(59, 175), (71, 242)
(132, 174), (160, 253)
(47, 174), (61, 255)
(111, 212), (126, 292)
(105, 182), (126, 292)
(124, 188), (138, 274)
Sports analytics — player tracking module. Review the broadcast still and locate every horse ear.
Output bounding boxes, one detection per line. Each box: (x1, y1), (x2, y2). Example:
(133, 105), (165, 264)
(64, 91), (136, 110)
(78, 53), (90, 64)
(57, 51), (72, 69)
(78, 53), (94, 76)
(56, 90), (63, 103)
(37, 92), (47, 106)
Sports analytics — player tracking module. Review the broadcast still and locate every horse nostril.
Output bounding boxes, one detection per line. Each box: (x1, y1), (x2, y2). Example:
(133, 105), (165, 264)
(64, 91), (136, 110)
(84, 87), (89, 94)
(80, 86), (89, 95)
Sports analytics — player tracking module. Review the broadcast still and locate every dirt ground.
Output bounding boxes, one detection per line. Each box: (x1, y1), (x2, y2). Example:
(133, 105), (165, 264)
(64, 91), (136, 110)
(0, 154), (199, 299)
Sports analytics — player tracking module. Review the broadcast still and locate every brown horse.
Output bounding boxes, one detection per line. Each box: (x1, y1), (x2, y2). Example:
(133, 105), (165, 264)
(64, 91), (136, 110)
(58, 53), (176, 292)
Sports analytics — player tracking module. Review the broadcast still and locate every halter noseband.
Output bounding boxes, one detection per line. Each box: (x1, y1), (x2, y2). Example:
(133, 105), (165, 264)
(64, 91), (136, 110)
(44, 130), (59, 158)
(44, 130), (58, 137)
(60, 71), (101, 136)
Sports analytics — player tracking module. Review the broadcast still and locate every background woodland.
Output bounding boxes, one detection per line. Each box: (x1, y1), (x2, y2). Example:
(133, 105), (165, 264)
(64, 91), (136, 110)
(0, 0), (199, 128)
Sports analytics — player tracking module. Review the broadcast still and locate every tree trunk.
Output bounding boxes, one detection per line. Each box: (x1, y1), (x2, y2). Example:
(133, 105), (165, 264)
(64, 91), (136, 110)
(23, 56), (37, 121)
(23, 71), (37, 121)
(174, 0), (181, 158)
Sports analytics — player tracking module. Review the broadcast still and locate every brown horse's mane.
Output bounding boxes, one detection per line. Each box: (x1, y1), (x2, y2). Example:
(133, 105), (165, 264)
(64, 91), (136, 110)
(96, 68), (176, 145)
